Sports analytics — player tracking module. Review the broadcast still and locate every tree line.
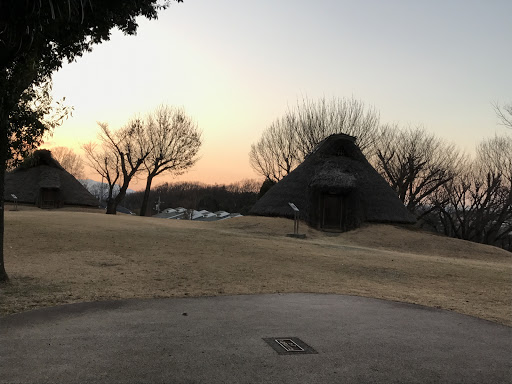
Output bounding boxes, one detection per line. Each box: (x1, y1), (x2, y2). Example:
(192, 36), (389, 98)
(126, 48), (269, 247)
(250, 97), (512, 251)
(48, 96), (512, 250)
(123, 179), (260, 216)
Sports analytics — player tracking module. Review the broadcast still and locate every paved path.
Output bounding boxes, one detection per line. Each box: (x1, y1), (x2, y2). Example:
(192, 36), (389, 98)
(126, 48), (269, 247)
(1, 294), (511, 383)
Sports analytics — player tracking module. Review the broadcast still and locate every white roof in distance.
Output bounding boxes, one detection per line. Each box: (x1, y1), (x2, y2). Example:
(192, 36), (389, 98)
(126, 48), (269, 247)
(154, 207), (243, 222)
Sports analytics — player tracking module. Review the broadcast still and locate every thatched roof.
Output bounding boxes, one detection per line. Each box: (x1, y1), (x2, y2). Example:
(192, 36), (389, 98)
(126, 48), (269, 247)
(250, 134), (415, 226)
(4, 150), (98, 207)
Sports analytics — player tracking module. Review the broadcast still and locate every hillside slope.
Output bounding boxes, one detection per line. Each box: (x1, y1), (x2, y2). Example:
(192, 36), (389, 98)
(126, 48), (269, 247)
(1, 211), (510, 325)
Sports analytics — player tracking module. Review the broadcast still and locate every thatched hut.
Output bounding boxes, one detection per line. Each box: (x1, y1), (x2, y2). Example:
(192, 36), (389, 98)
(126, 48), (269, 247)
(4, 150), (98, 208)
(250, 134), (416, 231)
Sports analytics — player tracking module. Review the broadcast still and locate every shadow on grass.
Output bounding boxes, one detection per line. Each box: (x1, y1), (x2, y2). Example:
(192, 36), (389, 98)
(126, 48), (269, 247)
(0, 275), (69, 316)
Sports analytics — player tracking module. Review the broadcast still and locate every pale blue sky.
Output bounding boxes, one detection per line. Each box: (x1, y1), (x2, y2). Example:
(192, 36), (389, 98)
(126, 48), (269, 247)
(48, 0), (512, 187)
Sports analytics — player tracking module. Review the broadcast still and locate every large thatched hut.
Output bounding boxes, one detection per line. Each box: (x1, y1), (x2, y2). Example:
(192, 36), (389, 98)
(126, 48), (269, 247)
(250, 134), (415, 231)
(4, 150), (98, 208)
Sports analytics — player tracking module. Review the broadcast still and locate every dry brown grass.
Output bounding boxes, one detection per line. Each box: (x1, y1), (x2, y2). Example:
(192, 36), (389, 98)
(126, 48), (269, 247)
(1, 209), (510, 326)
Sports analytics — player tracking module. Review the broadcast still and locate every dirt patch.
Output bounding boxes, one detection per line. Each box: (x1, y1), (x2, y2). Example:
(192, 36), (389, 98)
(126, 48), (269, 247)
(1, 211), (510, 326)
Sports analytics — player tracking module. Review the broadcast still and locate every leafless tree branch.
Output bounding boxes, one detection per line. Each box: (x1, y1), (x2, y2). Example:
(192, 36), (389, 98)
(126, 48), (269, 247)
(139, 105), (201, 216)
(249, 96), (380, 181)
(493, 102), (512, 129)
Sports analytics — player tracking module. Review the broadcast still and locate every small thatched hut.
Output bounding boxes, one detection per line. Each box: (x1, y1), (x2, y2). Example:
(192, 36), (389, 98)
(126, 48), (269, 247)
(250, 134), (416, 231)
(4, 150), (98, 208)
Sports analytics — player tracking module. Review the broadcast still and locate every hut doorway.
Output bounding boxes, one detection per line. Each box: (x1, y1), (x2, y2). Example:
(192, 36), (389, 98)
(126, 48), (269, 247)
(321, 193), (343, 230)
(39, 188), (59, 208)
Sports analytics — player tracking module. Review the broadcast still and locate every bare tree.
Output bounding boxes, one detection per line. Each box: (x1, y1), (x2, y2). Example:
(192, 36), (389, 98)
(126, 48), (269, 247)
(473, 135), (512, 245)
(50, 146), (85, 179)
(424, 135), (512, 249)
(0, 0), (183, 282)
(431, 166), (512, 247)
(82, 140), (121, 206)
(139, 105), (201, 216)
(293, 96), (380, 159)
(250, 96), (380, 182)
(493, 102), (512, 129)
(249, 116), (300, 183)
(478, 134), (512, 182)
(372, 125), (464, 215)
(83, 120), (151, 214)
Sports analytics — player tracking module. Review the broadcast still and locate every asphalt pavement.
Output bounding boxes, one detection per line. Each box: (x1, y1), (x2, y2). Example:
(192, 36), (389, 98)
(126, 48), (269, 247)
(1, 294), (511, 383)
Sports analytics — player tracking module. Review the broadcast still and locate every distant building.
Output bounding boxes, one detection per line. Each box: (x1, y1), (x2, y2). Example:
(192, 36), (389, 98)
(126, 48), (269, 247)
(4, 150), (98, 209)
(153, 208), (242, 221)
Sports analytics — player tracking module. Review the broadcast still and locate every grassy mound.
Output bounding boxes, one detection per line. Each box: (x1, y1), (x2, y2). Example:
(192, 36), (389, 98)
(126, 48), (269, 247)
(1, 210), (510, 325)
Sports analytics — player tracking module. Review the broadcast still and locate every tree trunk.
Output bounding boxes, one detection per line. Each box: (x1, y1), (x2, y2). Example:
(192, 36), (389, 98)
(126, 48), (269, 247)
(0, 112), (9, 282)
(139, 174), (154, 217)
(108, 178), (132, 215)
(106, 198), (117, 214)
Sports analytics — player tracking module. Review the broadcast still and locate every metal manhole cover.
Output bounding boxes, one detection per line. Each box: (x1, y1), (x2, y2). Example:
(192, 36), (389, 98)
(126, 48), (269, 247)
(263, 337), (318, 355)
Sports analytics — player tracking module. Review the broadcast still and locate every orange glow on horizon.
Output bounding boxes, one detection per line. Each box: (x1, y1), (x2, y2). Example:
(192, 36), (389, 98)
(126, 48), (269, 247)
(42, 131), (263, 191)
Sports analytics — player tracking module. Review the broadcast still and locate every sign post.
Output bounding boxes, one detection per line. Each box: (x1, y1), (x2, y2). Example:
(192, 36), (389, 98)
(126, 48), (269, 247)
(11, 194), (18, 211)
(287, 202), (306, 238)
(288, 202), (299, 235)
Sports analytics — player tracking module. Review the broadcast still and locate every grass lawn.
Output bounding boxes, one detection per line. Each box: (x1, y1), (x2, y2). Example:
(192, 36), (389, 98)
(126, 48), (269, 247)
(1, 208), (510, 326)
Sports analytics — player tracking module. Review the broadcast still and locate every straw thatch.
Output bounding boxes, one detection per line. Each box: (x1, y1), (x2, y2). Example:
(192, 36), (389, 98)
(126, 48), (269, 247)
(4, 150), (98, 208)
(250, 134), (415, 231)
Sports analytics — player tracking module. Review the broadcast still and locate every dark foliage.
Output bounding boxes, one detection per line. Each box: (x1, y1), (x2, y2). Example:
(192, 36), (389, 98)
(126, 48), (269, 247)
(258, 178), (276, 199)
(7, 79), (72, 170)
(124, 180), (260, 216)
(0, 0), (184, 281)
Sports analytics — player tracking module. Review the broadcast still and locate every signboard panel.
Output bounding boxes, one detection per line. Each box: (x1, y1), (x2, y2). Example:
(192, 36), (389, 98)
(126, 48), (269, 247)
(288, 202), (299, 212)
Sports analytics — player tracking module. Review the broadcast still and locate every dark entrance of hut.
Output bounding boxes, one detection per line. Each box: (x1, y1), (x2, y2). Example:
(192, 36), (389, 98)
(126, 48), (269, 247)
(39, 188), (60, 209)
(321, 193), (344, 230)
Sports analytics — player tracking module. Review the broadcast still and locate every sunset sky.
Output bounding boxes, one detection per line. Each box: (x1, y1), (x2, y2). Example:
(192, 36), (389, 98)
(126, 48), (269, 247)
(44, 0), (512, 190)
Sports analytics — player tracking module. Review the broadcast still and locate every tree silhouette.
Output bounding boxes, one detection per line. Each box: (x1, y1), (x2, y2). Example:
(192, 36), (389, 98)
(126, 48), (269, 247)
(139, 105), (201, 216)
(0, 0), (183, 281)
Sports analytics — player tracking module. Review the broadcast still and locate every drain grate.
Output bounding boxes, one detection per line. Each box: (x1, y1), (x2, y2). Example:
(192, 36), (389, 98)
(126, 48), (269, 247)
(263, 337), (318, 355)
